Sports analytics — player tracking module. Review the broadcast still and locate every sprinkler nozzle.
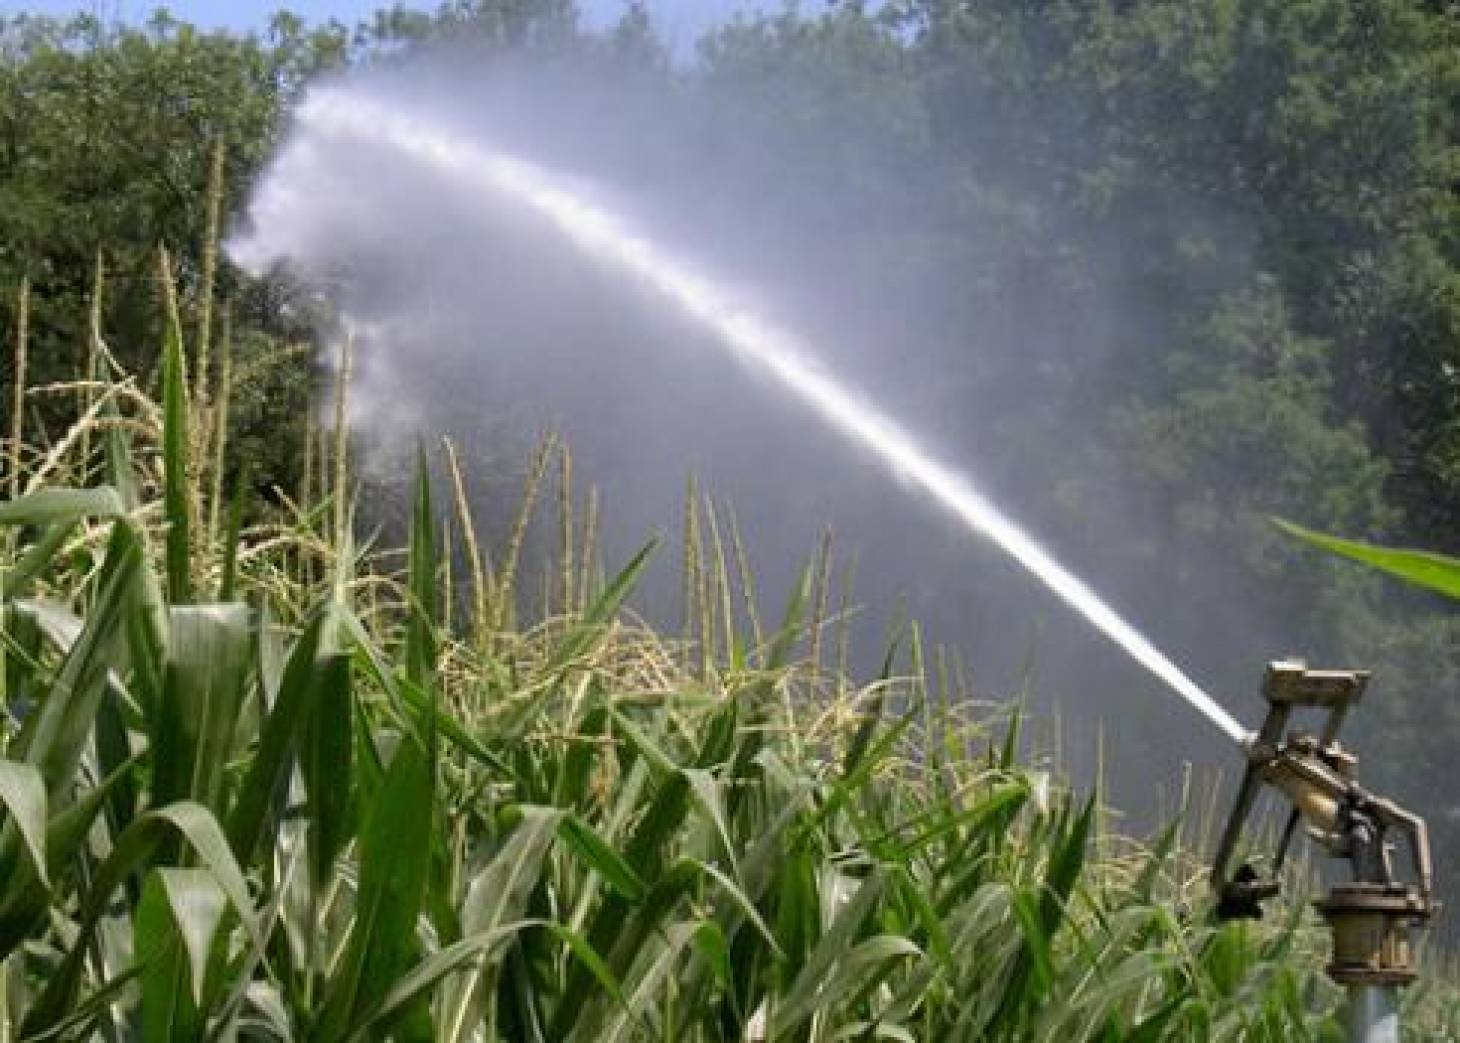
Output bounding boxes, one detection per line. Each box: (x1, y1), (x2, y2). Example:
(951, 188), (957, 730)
(1210, 661), (1438, 989)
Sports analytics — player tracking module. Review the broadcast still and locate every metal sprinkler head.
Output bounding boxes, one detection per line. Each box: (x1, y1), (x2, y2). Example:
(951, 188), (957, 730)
(1211, 661), (1437, 994)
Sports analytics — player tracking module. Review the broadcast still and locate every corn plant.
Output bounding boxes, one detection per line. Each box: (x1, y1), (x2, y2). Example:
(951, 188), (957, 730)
(0, 256), (1455, 1040)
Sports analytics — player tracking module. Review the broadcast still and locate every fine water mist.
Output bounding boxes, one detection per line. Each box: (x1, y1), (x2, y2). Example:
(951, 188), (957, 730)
(230, 39), (1299, 810)
(239, 86), (1248, 746)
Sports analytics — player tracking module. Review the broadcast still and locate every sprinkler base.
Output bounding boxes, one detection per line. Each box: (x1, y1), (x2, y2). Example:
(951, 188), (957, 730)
(1316, 883), (1431, 986)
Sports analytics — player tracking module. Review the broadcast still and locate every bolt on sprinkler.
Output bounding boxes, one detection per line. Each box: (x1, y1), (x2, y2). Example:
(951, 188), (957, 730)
(1211, 661), (1437, 1043)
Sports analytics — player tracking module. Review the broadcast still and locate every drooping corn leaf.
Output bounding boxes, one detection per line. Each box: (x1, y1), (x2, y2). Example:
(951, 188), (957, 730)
(1274, 517), (1460, 599)
(135, 868), (228, 1041)
(152, 603), (252, 813)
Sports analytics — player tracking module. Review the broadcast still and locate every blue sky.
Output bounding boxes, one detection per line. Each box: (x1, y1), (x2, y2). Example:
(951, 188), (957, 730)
(1, 0), (767, 43)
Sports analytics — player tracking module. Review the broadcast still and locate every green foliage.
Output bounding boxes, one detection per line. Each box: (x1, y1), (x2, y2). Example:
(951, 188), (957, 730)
(5, 259), (1438, 1040)
(1275, 519), (1460, 601)
(0, 0), (1458, 1034)
(694, 1), (1460, 952)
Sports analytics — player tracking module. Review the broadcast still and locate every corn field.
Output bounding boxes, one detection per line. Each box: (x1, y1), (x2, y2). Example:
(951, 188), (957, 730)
(0, 249), (1457, 1042)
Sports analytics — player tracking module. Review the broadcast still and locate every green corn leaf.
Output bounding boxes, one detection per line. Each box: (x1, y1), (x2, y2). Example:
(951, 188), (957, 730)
(314, 733), (435, 1043)
(301, 609), (354, 890)
(2, 522), (79, 599)
(159, 870), (227, 1005)
(606, 707), (678, 778)
(161, 271), (192, 604)
(994, 795), (1095, 1027)
(765, 562), (811, 670)
(1010, 886), (1056, 994)
(94, 682), (141, 834)
(406, 455), (438, 688)
(1042, 796), (1096, 934)
(102, 389), (142, 511)
(0, 486), (124, 527)
(669, 784), (815, 1026)
(556, 699), (607, 810)
(681, 767), (737, 868)
(218, 469), (249, 601)
(17, 970), (139, 1043)
(1273, 517), (1460, 599)
(152, 604), (252, 812)
(773, 869), (888, 1036)
(44, 751), (140, 881)
(888, 863), (952, 968)
(557, 865), (699, 1043)
(843, 654), (895, 776)
(0, 760), (49, 889)
(773, 839), (818, 992)
(12, 522), (142, 800)
(135, 873), (200, 1042)
(1127, 991), (1192, 1043)
(549, 772), (692, 1038)
(802, 708), (916, 837)
(559, 812), (647, 902)
(1000, 705), (1024, 771)
(693, 694), (739, 769)
(146, 803), (264, 952)
(1134, 820), (1181, 903)
(691, 920), (732, 991)
(692, 858), (780, 955)
(354, 922), (543, 1041)
(22, 801), (260, 1035)
(123, 533), (169, 722)
(0, 764), (144, 965)
(136, 868), (228, 1035)
(548, 538), (657, 672)
(622, 769), (692, 880)
(7, 597), (82, 653)
(546, 922), (630, 1031)
(226, 607), (324, 863)
(335, 607), (512, 775)
(393, 671), (511, 776)
(785, 934), (922, 1035)
(439, 810), (565, 1039)
(594, 920), (699, 1043)
(466, 808), (564, 934)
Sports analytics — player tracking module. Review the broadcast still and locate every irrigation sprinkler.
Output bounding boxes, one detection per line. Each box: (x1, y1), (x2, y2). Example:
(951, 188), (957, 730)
(1212, 660), (1437, 1043)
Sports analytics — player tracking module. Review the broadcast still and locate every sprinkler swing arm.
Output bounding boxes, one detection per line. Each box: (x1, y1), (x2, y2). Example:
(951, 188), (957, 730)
(1212, 660), (1436, 990)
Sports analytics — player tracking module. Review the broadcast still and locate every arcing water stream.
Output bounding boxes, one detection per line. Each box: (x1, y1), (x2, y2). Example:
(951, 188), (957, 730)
(258, 88), (1251, 746)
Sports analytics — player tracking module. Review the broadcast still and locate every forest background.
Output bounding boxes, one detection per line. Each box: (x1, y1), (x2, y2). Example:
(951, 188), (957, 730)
(3, 0), (1459, 923)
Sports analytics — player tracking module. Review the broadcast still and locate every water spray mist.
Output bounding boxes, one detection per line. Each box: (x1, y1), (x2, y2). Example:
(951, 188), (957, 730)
(242, 87), (1250, 746)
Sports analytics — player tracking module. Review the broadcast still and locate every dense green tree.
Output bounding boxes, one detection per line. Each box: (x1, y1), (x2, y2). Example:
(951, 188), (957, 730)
(1, 0), (1457, 925)
(693, 0), (1460, 909)
(0, 12), (349, 345)
(0, 12), (352, 492)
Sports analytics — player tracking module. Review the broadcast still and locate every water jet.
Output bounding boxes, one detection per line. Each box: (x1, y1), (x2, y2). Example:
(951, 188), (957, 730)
(241, 87), (1249, 746)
